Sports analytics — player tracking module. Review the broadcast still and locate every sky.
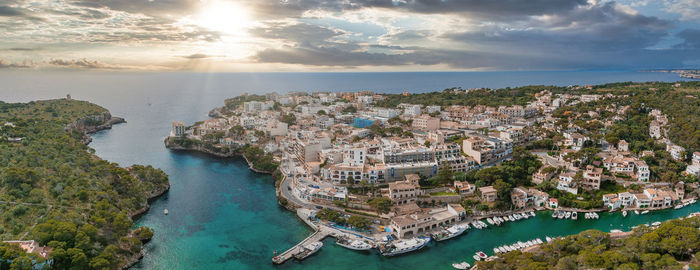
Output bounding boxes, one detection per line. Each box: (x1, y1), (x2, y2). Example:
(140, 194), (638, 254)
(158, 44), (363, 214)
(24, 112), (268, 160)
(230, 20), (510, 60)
(0, 0), (699, 72)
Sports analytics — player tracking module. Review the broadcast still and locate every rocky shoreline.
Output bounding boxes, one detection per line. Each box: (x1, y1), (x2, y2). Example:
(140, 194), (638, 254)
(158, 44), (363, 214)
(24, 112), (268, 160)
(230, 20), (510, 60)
(163, 138), (276, 174)
(72, 113), (169, 270)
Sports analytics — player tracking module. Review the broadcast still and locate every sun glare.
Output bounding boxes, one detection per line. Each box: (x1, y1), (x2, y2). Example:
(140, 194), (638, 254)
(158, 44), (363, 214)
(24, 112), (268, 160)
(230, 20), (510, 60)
(189, 0), (253, 37)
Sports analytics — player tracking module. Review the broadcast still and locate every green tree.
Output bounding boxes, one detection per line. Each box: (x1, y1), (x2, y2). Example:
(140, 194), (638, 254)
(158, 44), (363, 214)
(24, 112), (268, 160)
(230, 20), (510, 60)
(367, 197), (392, 214)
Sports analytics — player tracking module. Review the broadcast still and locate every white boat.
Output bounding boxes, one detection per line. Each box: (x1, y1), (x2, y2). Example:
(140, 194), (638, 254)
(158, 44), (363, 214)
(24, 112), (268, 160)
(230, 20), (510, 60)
(479, 221), (488, 228)
(536, 238), (543, 244)
(493, 248), (500, 254)
(295, 241), (323, 260)
(558, 211), (565, 219)
(552, 211), (558, 219)
(634, 210), (640, 215)
(336, 238), (373, 251)
(571, 212), (578, 220)
(545, 236), (552, 242)
(641, 210), (649, 215)
(530, 211), (536, 217)
(651, 221), (661, 226)
(473, 255), (481, 261)
(380, 237), (430, 257)
(674, 204), (684, 209)
(452, 262), (470, 269)
(432, 225), (468, 242)
(610, 229), (623, 233)
(499, 247), (507, 253)
(487, 218), (494, 225)
(476, 251), (488, 259)
(622, 210), (628, 217)
(585, 213), (590, 219)
(497, 217), (504, 223)
(591, 212), (599, 219)
(164, 209), (168, 215)
(565, 212), (571, 219)
(509, 214), (516, 221)
(471, 221), (481, 229)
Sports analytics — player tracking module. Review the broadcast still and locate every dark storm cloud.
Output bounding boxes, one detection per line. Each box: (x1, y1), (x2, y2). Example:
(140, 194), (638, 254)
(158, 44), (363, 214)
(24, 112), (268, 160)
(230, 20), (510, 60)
(0, 5), (43, 20)
(675, 29), (700, 49)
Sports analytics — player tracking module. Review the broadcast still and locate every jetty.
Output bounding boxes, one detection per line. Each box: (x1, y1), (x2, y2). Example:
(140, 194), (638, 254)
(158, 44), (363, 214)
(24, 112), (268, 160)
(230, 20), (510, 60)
(272, 229), (330, 264)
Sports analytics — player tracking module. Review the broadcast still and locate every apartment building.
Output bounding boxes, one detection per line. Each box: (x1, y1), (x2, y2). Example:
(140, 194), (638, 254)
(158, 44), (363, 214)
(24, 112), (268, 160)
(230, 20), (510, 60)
(412, 114), (440, 131)
(462, 136), (512, 166)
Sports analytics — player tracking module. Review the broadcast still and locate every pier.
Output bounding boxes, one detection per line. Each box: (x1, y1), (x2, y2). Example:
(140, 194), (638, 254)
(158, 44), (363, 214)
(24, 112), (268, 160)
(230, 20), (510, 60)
(272, 229), (329, 264)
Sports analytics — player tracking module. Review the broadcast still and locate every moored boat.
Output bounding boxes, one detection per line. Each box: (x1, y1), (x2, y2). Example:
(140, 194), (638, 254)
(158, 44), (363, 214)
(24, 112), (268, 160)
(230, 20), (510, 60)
(634, 210), (640, 215)
(432, 225), (468, 242)
(452, 262), (470, 269)
(552, 211), (558, 219)
(295, 241), (323, 260)
(622, 210), (628, 217)
(476, 251), (488, 259)
(473, 255), (481, 261)
(641, 210), (649, 214)
(379, 237), (430, 257)
(571, 212), (577, 220)
(336, 237), (373, 251)
(565, 211), (571, 219)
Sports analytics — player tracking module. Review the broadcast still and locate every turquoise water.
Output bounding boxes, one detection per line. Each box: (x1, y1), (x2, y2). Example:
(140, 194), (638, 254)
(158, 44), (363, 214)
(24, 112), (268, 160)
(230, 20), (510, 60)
(0, 70), (696, 269)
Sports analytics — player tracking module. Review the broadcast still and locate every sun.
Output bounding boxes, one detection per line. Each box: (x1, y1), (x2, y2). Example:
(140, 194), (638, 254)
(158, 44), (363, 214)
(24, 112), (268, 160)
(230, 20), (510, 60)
(188, 0), (253, 37)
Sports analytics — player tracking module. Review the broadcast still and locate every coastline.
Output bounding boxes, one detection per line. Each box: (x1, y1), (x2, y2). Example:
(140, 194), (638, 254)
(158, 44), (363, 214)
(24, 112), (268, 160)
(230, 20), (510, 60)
(76, 114), (170, 270)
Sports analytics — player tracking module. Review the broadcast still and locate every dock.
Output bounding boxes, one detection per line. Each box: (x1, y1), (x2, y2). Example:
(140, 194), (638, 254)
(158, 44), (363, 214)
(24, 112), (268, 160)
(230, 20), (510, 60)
(272, 229), (329, 264)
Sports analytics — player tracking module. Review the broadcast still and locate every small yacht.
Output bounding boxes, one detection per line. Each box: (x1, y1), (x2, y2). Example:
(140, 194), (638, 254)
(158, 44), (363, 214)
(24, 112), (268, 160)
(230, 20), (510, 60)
(651, 221), (661, 226)
(379, 237), (430, 257)
(499, 246), (507, 253)
(634, 210), (640, 215)
(509, 214), (516, 221)
(641, 210), (650, 215)
(452, 262), (470, 269)
(545, 236), (552, 242)
(336, 238), (373, 251)
(295, 241), (323, 260)
(164, 209), (168, 215)
(432, 225), (468, 242)
(530, 211), (536, 217)
(557, 211), (565, 219)
(552, 211), (558, 219)
(622, 210), (628, 217)
(536, 238), (543, 244)
(610, 229), (623, 233)
(674, 204), (684, 209)
(476, 251), (488, 259)
(473, 255), (481, 261)
(565, 212), (571, 219)
(571, 212), (578, 220)
(584, 213), (590, 219)
(487, 218), (494, 225)
(493, 247), (500, 254)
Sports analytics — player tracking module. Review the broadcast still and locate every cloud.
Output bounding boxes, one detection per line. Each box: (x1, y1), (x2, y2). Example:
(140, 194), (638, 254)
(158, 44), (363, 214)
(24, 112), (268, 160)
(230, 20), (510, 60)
(0, 58), (35, 68)
(182, 53), (211, 59)
(664, 0), (700, 21)
(0, 5), (43, 20)
(7, 47), (39, 51)
(675, 29), (700, 49)
(49, 58), (122, 69)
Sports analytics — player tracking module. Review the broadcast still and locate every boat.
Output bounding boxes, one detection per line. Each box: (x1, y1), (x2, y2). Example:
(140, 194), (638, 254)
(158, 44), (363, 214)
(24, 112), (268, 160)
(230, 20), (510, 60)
(497, 217), (504, 223)
(557, 211), (565, 219)
(473, 255), (481, 261)
(622, 210), (628, 217)
(471, 221), (481, 229)
(536, 238), (543, 244)
(651, 221), (661, 226)
(295, 241), (323, 260)
(610, 229), (623, 233)
(487, 218), (494, 225)
(476, 251), (488, 259)
(641, 210), (649, 215)
(432, 225), (467, 242)
(380, 237), (430, 257)
(480, 221), (488, 228)
(336, 238), (373, 251)
(674, 204), (684, 209)
(634, 210), (640, 215)
(452, 262), (470, 269)
(565, 212), (571, 219)
(530, 211), (536, 217)
(571, 212), (577, 220)
(499, 247), (507, 253)
(164, 209), (168, 215)
(552, 211), (558, 219)
(584, 213), (590, 219)
(545, 236), (552, 242)
(509, 214), (516, 221)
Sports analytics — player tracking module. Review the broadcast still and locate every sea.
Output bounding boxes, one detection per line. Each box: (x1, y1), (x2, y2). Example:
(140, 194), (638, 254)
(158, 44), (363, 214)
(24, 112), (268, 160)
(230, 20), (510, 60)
(0, 70), (697, 270)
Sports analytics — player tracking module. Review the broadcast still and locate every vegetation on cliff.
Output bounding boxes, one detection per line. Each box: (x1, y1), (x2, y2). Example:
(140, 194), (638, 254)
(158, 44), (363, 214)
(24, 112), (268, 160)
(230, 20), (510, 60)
(478, 216), (700, 270)
(0, 99), (169, 269)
